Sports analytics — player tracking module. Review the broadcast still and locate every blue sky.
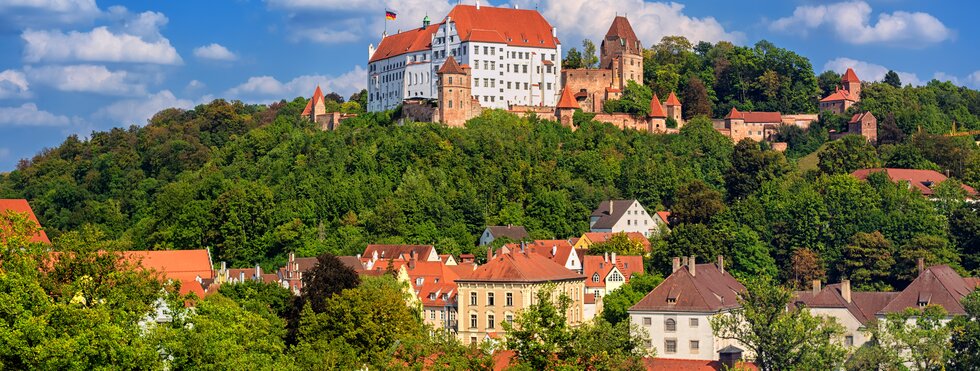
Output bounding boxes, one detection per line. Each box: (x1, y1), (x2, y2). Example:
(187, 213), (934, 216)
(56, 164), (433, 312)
(1, 0), (978, 171)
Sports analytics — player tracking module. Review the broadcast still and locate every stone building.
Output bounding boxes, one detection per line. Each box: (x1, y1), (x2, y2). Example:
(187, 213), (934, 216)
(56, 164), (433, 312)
(819, 68), (861, 114)
(846, 111), (878, 143)
(436, 56), (481, 127)
(301, 86), (356, 130)
(562, 16), (642, 113)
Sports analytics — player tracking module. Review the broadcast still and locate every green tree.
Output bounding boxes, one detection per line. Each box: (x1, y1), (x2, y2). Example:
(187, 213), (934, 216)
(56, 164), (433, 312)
(218, 280), (294, 319)
(857, 305), (950, 370)
(949, 291), (980, 370)
(710, 277), (847, 371)
(297, 252), (361, 314)
(563, 48), (583, 69)
(588, 232), (646, 256)
(817, 70), (842, 97)
(842, 231), (895, 291)
(883, 70), (902, 88)
(601, 274), (664, 325)
(582, 40), (598, 69)
(818, 135), (881, 174)
(725, 139), (789, 200)
(671, 180), (725, 224)
(681, 75), (711, 119)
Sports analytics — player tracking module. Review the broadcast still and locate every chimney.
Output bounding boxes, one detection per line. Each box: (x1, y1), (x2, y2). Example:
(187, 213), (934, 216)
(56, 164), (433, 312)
(239, 271), (245, 282)
(552, 245), (557, 257)
(609, 200), (614, 215)
(917, 258), (925, 275)
(717, 255), (725, 275)
(410, 250), (416, 261)
(611, 252), (617, 264)
(255, 264), (261, 280)
(552, 27), (557, 38)
(520, 241), (526, 253)
(812, 279), (821, 295)
(289, 252), (295, 263)
(487, 246), (493, 261)
(672, 257), (681, 272)
(688, 255), (696, 276)
(604, 252), (609, 262)
(476, 0), (480, 10)
(841, 279), (851, 303)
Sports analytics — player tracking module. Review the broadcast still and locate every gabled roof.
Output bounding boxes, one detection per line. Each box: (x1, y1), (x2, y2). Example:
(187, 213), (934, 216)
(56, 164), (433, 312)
(124, 250), (214, 283)
(793, 283), (897, 325)
(665, 91), (681, 106)
(649, 94), (667, 118)
(485, 225), (530, 241)
(879, 265), (978, 315)
(363, 244), (438, 261)
(456, 250), (585, 283)
(438, 56), (465, 74)
(656, 211), (671, 226)
(842, 68), (860, 83)
(582, 254), (644, 288)
(337, 255), (365, 272)
(741, 111), (783, 123)
(848, 111), (875, 124)
(820, 87), (856, 103)
(0, 199), (50, 243)
(643, 358), (758, 371)
(850, 168), (977, 196)
(590, 199), (642, 229)
(630, 263), (745, 312)
(527, 239), (576, 266)
(604, 16), (641, 54)
(466, 29), (508, 44)
(583, 232), (651, 252)
(448, 5), (559, 48)
(556, 87), (579, 109)
(724, 107), (744, 120)
(369, 24), (441, 62)
(301, 85), (324, 116)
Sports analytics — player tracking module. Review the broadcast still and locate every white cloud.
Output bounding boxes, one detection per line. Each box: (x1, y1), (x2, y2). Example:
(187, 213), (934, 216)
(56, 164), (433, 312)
(0, 70), (30, 99)
(967, 71), (980, 89)
(225, 65), (367, 103)
(0, 0), (101, 29)
(193, 43), (238, 61)
(22, 26), (182, 64)
(514, 0), (742, 45)
(932, 72), (960, 86)
(770, 1), (951, 46)
(95, 90), (194, 125)
(25, 65), (146, 95)
(186, 80), (206, 90)
(0, 103), (74, 126)
(823, 57), (922, 86)
(269, 0), (455, 44)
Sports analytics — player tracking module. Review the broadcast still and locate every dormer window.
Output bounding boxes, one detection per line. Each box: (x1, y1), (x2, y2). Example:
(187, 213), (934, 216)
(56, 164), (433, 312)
(415, 278), (424, 286)
(592, 273), (600, 282)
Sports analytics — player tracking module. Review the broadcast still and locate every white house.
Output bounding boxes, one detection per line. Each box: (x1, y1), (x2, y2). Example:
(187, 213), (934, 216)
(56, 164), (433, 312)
(367, 4), (562, 112)
(583, 253), (644, 299)
(629, 256), (746, 361)
(589, 199), (658, 237)
(526, 239), (581, 273)
(793, 280), (896, 349)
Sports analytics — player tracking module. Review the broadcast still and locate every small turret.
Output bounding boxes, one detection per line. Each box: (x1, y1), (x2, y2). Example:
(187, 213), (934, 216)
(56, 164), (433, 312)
(423, 15), (430, 29)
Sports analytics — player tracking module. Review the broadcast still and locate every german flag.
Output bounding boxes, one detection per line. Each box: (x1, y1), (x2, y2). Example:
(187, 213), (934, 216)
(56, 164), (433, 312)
(385, 9), (397, 20)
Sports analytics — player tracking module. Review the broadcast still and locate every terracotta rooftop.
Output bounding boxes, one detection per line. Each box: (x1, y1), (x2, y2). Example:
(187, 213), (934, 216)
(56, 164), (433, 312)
(527, 239), (576, 266)
(793, 282), (898, 325)
(604, 16), (641, 54)
(583, 232), (651, 252)
(820, 87), (856, 103)
(665, 91), (681, 106)
(301, 85), (324, 116)
(363, 244), (438, 261)
(447, 5), (559, 49)
(851, 168), (977, 197)
(842, 67), (860, 83)
(724, 107), (744, 120)
(848, 111), (875, 124)
(643, 358), (758, 371)
(631, 262), (745, 312)
(124, 250), (214, 283)
(649, 94), (667, 118)
(590, 199), (642, 229)
(369, 23), (440, 62)
(0, 199), (50, 244)
(556, 87), (579, 109)
(879, 265), (979, 315)
(740, 111), (783, 123)
(457, 249), (584, 283)
(656, 211), (671, 226)
(583, 254), (643, 288)
(485, 225), (530, 241)
(437, 56), (465, 74)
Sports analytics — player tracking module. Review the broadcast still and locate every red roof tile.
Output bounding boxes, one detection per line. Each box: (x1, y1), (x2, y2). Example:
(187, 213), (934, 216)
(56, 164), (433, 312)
(665, 91), (681, 106)
(447, 5), (559, 49)
(793, 283), (897, 324)
(631, 263), (745, 312)
(582, 254), (644, 288)
(648, 94), (666, 118)
(527, 239), (576, 266)
(124, 250), (214, 283)
(466, 29), (507, 44)
(604, 16), (641, 55)
(851, 168), (977, 196)
(741, 111), (782, 123)
(301, 85), (324, 116)
(842, 68), (860, 83)
(363, 244), (438, 261)
(369, 24), (440, 62)
(656, 211), (671, 226)
(879, 265), (978, 315)
(457, 249), (585, 283)
(724, 107), (744, 120)
(643, 358), (758, 371)
(583, 232), (651, 252)
(438, 56), (465, 74)
(556, 87), (579, 109)
(0, 199), (50, 244)
(820, 88), (856, 103)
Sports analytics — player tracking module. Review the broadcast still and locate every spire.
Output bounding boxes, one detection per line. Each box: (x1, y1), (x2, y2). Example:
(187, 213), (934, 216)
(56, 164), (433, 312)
(724, 106), (744, 120)
(648, 94), (666, 118)
(556, 87), (578, 109)
(665, 91), (681, 106)
(301, 85), (324, 116)
(438, 56), (464, 74)
(842, 68), (860, 83)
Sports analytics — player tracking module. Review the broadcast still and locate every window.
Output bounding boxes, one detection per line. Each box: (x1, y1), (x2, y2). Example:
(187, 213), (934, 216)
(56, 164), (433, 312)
(689, 318), (699, 328)
(470, 336), (477, 344)
(488, 314), (495, 329)
(642, 317), (652, 326)
(470, 314), (477, 328)
(470, 292), (477, 306)
(415, 277), (423, 286)
(440, 310), (445, 320)
(430, 310), (435, 320)
(487, 293), (495, 306)
(665, 318), (676, 332)
(690, 340), (700, 352)
(845, 336), (854, 347)
(609, 271), (624, 282)
(665, 339), (677, 354)
(506, 292), (513, 306)
(448, 100), (453, 108)
(506, 314), (513, 324)
(592, 273), (600, 282)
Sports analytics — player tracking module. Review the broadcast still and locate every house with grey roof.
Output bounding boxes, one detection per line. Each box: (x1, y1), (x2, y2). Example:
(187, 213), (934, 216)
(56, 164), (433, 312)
(590, 199), (661, 237)
(478, 225), (530, 246)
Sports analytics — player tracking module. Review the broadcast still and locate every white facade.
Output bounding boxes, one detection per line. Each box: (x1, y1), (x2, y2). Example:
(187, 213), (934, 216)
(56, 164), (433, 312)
(808, 308), (869, 349)
(629, 310), (741, 361)
(368, 17), (561, 112)
(590, 200), (658, 237)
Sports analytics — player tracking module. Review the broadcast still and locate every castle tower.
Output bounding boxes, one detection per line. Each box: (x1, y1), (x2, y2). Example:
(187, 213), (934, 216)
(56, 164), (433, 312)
(664, 91), (682, 126)
(555, 87), (579, 128)
(301, 85), (327, 123)
(437, 56), (471, 127)
(842, 68), (861, 102)
(600, 16), (643, 89)
(648, 94), (667, 131)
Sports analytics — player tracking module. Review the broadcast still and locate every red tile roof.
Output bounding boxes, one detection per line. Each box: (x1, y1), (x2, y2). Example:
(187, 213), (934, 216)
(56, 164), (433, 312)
(369, 24), (440, 62)
(527, 239), (576, 266)
(0, 199), (50, 243)
(457, 249), (585, 283)
(556, 87), (579, 109)
(604, 16), (641, 54)
(724, 107), (744, 120)
(643, 358), (758, 371)
(649, 94), (667, 118)
(879, 265), (979, 315)
(301, 85), (323, 116)
(656, 211), (671, 226)
(848, 111), (874, 124)
(447, 5), (559, 49)
(665, 91), (681, 106)
(631, 263), (745, 312)
(741, 111), (783, 123)
(363, 244), (437, 261)
(582, 254), (644, 288)
(850, 168), (977, 197)
(466, 29), (507, 44)
(793, 283), (898, 325)
(842, 68), (860, 83)
(438, 56), (465, 74)
(820, 87), (856, 103)
(583, 232), (651, 252)
(124, 250), (214, 283)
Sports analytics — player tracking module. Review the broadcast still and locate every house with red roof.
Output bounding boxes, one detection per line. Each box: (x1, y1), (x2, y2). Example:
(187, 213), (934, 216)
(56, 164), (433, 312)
(0, 199), (50, 244)
(526, 239), (582, 273)
(456, 246), (586, 345)
(629, 256), (747, 361)
(820, 68), (862, 114)
(850, 168), (977, 199)
(367, 4), (562, 113)
(124, 249), (215, 298)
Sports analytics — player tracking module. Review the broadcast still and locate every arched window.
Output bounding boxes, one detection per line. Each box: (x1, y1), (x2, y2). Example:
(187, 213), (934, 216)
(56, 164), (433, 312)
(592, 273), (600, 282)
(665, 318), (676, 332)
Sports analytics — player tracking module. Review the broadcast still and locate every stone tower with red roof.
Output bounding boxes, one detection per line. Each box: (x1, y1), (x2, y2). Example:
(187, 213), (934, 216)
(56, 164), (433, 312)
(601, 16), (643, 90)
(437, 56), (474, 127)
(841, 68), (861, 101)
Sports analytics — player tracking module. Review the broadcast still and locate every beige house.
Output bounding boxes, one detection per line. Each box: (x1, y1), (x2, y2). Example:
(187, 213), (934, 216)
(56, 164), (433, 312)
(455, 248), (586, 344)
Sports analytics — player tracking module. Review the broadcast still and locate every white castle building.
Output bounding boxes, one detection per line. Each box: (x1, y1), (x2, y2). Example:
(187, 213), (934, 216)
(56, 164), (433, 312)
(367, 3), (562, 112)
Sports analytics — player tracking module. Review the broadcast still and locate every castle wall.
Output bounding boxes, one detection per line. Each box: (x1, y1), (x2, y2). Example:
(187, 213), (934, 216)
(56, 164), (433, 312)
(562, 69), (616, 113)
